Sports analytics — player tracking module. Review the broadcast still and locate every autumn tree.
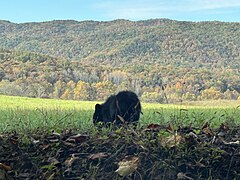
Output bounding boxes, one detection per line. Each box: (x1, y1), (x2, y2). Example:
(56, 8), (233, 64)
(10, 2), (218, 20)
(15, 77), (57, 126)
(199, 87), (222, 100)
(52, 80), (66, 98)
(93, 81), (116, 101)
(73, 81), (90, 100)
(61, 80), (76, 99)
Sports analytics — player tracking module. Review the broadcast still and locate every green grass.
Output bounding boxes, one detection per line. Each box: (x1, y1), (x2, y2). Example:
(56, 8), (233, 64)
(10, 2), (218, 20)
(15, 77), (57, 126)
(0, 95), (96, 110)
(0, 95), (240, 133)
(0, 95), (97, 133)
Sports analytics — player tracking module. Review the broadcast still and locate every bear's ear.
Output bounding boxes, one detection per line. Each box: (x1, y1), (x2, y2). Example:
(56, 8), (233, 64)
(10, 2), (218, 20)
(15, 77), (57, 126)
(95, 104), (102, 110)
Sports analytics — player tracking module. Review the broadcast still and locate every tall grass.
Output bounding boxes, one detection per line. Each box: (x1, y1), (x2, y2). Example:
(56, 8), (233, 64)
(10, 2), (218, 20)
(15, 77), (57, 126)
(0, 95), (96, 132)
(0, 95), (240, 133)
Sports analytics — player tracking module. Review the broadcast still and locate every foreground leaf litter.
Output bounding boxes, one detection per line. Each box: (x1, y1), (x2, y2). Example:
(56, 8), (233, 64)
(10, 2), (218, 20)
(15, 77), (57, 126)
(0, 123), (240, 179)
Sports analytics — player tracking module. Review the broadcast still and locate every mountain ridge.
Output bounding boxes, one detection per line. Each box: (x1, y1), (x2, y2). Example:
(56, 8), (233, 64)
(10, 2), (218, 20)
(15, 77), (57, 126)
(0, 18), (239, 68)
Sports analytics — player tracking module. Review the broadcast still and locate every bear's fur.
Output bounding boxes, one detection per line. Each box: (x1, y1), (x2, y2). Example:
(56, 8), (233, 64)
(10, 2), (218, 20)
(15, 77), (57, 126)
(93, 91), (141, 126)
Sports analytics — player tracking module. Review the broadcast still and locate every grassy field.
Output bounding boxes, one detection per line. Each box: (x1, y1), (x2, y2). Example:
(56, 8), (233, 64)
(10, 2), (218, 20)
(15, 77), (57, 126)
(0, 95), (240, 133)
(1, 95), (240, 179)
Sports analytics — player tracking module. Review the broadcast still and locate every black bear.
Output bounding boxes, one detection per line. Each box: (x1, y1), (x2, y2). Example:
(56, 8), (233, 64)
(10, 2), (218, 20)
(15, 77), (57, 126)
(93, 91), (141, 126)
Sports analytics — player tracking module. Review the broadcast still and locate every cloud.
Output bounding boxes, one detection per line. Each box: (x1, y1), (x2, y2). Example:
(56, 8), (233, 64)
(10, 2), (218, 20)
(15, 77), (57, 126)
(92, 0), (240, 20)
(93, 0), (182, 19)
(187, 0), (240, 11)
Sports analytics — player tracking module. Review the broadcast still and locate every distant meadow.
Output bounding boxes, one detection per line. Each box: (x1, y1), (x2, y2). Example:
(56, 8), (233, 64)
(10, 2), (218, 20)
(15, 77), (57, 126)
(0, 95), (240, 133)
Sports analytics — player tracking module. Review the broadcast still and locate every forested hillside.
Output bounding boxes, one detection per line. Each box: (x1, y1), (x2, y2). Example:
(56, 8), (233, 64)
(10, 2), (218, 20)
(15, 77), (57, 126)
(1, 19), (240, 67)
(0, 19), (240, 102)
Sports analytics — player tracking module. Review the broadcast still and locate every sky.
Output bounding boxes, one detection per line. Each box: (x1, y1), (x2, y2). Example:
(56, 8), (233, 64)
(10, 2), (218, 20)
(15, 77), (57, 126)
(0, 0), (240, 23)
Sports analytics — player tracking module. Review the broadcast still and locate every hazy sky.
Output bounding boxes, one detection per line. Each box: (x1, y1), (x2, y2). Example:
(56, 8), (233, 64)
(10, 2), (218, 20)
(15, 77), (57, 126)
(0, 0), (240, 23)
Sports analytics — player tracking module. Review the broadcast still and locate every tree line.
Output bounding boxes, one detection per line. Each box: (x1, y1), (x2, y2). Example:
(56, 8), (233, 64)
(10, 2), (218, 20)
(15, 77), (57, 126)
(1, 49), (240, 103)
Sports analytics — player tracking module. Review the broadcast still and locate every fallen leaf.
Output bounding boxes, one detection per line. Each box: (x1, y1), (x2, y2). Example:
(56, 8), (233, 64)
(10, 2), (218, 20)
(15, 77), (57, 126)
(177, 172), (194, 180)
(47, 132), (61, 143)
(88, 152), (110, 160)
(40, 144), (50, 150)
(52, 132), (61, 137)
(63, 141), (76, 147)
(202, 122), (213, 136)
(30, 137), (40, 144)
(65, 154), (79, 167)
(195, 162), (206, 168)
(161, 133), (184, 148)
(66, 134), (89, 143)
(49, 139), (59, 143)
(144, 123), (161, 131)
(0, 163), (12, 171)
(115, 156), (139, 177)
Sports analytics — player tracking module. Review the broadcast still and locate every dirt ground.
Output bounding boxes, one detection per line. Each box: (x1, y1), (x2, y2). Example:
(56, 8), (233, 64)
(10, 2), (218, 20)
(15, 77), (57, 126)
(0, 123), (240, 179)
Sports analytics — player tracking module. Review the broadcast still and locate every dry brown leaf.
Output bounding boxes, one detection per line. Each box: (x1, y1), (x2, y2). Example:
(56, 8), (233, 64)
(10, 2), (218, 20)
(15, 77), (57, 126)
(161, 133), (184, 148)
(41, 144), (50, 150)
(144, 123), (161, 131)
(115, 156), (139, 177)
(63, 141), (76, 147)
(0, 163), (12, 171)
(65, 154), (79, 167)
(202, 127), (213, 136)
(87, 152), (110, 160)
(66, 134), (89, 143)
(202, 122), (213, 136)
